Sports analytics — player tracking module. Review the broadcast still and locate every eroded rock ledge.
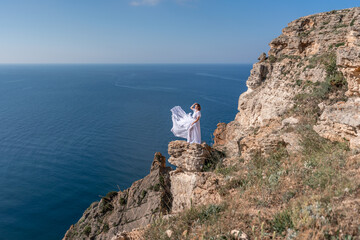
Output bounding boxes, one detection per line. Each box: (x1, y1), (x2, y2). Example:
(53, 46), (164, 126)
(214, 7), (360, 161)
(168, 141), (223, 213)
(63, 141), (222, 239)
(63, 152), (172, 240)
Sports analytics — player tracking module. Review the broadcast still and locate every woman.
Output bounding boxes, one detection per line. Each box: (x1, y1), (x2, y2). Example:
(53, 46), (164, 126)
(170, 103), (202, 144)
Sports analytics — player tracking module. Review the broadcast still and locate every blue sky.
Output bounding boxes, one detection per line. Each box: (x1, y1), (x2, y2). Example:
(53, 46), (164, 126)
(0, 0), (358, 64)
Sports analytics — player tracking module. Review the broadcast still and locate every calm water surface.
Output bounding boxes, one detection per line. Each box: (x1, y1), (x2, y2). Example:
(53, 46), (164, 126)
(0, 64), (250, 239)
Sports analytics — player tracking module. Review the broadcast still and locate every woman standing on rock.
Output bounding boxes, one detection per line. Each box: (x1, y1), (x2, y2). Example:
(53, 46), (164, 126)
(170, 103), (202, 144)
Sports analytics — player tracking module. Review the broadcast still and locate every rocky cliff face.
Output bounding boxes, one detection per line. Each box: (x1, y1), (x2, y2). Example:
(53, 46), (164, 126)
(63, 143), (222, 239)
(214, 7), (360, 160)
(63, 153), (172, 240)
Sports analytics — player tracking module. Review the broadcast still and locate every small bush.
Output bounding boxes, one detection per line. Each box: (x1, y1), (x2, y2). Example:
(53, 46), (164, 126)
(119, 196), (127, 206)
(100, 201), (113, 214)
(103, 191), (118, 201)
(198, 204), (225, 223)
(328, 72), (346, 87)
(272, 210), (294, 235)
(334, 24), (347, 29)
(215, 165), (237, 176)
(149, 183), (161, 192)
(350, 19), (355, 26)
(335, 42), (345, 48)
(282, 191), (296, 202)
(218, 177), (247, 196)
(268, 55), (277, 63)
(137, 190), (147, 205)
(159, 175), (164, 185)
(102, 223), (109, 233)
(203, 150), (224, 172)
(83, 225), (91, 236)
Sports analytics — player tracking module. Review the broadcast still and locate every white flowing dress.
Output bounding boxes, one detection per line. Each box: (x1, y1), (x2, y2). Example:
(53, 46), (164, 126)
(170, 106), (202, 144)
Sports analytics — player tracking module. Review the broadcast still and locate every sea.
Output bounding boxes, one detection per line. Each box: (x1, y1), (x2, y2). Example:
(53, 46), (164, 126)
(0, 64), (251, 239)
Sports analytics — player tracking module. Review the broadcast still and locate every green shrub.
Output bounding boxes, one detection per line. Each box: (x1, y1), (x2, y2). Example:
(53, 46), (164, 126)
(137, 190), (147, 205)
(198, 204), (225, 223)
(215, 165), (237, 176)
(268, 55), (277, 63)
(203, 150), (224, 172)
(83, 225), (91, 236)
(100, 201), (113, 213)
(149, 183), (161, 192)
(103, 223), (109, 233)
(119, 196), (127, 206)
(297, 125), (350, 193)
(272, 210), (294, 235)
(282, 191), (296, 202)
(328, 72), (346, 87)
(335, 42), (345, 48)
(334, 24), (347, 29)
(103, 191), (118, 201)
(350, 19), (355, 26)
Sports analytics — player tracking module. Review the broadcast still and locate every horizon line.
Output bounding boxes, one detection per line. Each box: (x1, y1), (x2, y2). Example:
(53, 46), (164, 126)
(0, 62), (254, 65)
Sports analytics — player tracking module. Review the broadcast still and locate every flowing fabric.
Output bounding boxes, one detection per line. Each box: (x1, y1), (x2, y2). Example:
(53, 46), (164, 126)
(170, 106), (201, 144)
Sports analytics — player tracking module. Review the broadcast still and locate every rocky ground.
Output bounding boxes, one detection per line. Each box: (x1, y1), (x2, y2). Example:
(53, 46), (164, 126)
(64, 7), (360, 240)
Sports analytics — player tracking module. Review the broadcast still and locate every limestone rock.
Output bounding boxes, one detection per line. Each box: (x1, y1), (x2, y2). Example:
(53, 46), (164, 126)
(314, 98), (360, 150)
(282, 132), (302, 154)
(111, 228), (145, 240)
(214, 7), (360, 157)
(213, 122), (227, 146)
(165, 229), (173, 238)
(168, 140), (214, 172)
(167, 141), (224, 212)
(350, 136), (360, 152)
(170, 171), (223, 213)
(230, 230), (249, 240)
(213, 121), (246, 157)
(258, 52), (267, 62)
(282, 117), (299, 128)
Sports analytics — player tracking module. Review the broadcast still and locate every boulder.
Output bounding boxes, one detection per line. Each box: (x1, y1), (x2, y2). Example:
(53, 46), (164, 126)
(258, 52), (267, 62)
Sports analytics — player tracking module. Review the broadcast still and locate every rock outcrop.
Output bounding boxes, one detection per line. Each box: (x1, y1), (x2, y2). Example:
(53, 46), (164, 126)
(168, 141), (223, 213)
(63, 153), (172, 240)
(214, 7), (360, 160)
(63, 141), (222, 239)
(168, 140), (214, 172)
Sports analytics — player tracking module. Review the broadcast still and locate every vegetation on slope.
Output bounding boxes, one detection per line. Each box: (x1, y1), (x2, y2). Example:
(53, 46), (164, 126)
(145, 51), (360, 239)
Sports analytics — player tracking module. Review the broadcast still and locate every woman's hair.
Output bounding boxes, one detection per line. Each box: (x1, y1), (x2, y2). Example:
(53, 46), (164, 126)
(195, 103), (201, 111)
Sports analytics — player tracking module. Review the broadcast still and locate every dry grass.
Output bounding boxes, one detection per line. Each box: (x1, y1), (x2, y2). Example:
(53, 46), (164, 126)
(145, 125), (359, 239)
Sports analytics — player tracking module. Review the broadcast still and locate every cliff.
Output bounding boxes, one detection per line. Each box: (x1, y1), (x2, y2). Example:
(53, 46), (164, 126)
(64, 7), (360, 240)
(214, 7), (360, 160)
(63, 142), (223, 240)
